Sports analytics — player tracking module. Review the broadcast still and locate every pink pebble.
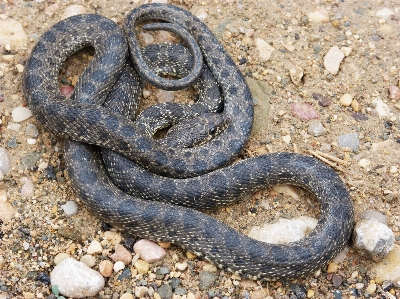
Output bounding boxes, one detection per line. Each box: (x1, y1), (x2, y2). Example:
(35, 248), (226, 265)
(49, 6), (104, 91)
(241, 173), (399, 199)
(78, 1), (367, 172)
(133, 239), (166, 263)
(388, 86), (400, 101)
(291, 103), (319, 121)
(60, 85), (74, 98)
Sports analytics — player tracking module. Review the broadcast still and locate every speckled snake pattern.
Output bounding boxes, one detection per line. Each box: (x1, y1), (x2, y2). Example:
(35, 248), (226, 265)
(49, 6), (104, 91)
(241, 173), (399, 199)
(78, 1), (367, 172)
(23, 3), (354, 280)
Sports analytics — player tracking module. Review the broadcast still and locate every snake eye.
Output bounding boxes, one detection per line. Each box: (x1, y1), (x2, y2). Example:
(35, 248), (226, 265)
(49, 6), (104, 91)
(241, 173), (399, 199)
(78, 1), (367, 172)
(209, 127), (217, 135)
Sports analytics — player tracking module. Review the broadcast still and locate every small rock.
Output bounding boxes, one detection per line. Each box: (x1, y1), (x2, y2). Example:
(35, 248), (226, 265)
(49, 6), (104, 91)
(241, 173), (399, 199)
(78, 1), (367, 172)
(198, 271), (217, 291)
(62, 4), (87, 19)
(366, 283), (377, 294)
(87, 240), (103, 255)
(272, 185), (300, 200)
(308, 8), (329, 23)
(11, 106), (32, 122)
(50, 258), (105, 298)
(111, 244), (132, 265)
(202, 263), (217, 272)
(53, 253), (70, 265)
(327, 262), (339, 273)
(355, 282), (364, 289)
(255, 38), (275, 61)
(0, 19), (28, 49)
(376, 8), (394, 20)
(324, 46), (345, 75)
(308, 121), (326, 137)
(20, 177), (34, 197)
(372, 98), (391, 117)
(282, 135), (291, 144)
(289, 67), (304, 86)
(134, 259), (150, 274)
(0, 190), (14, 224)
(0, 147), (11, 175)
(175, 262), (188, 271)
(307, 289), (315, 298)
(360, 210), (387, 225)
(60, 85), (74, 98)
(332, 274), (343, 288)
(339, 93), (353, 106)
(133, 239), (166, 263)
(358, 158), (371, 169)
(289, 284), (307, 299)
(156, 90), (174, 103)
(80, 255), (96, 268)
(135, 286), (149, 298)
(338, 132), (359, 151)
(340, 46), (352, 57)
(7, 123), (21, 132)
(312, 93), (332, 107)
(248, 216), (317, 244)
(353, 218), (394, 261)
(103, 231), (122, 245)
(157, 284), (173, 299)
(113, 261), (125, 272)
(27, 129), (40, 142)
(351, 99), (361, 112)
(291, 103), (319, 121)
(99, 260), (113, 277)
(61, 201), (78, 216)
(120, 293), (134, 299)
(388, 86), (400, 100)
(372, 244), (400, 283)
(45, 3), (59, 17)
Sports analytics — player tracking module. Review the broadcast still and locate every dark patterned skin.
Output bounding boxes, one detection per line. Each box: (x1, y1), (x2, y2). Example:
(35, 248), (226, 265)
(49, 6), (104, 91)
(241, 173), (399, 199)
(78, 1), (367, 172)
(23, 3), (354, 280)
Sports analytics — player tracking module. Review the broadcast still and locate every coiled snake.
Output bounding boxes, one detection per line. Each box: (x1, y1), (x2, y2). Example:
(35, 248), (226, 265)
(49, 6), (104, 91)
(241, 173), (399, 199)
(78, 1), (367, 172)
(23, 3), (354, 280)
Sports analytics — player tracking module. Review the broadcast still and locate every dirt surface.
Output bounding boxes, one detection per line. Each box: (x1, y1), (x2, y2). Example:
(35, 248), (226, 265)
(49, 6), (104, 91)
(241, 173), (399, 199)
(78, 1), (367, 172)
(0, 0), (400, 298)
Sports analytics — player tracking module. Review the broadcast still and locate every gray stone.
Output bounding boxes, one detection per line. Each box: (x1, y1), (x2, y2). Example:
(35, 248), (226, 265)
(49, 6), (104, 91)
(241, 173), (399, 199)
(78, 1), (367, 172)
(307, 121), (326, 137)
(0, 147), (11, 175)
(353, 218), (394, 261)
(360, 210), (388, 225)
(25, 124), (39, 138)
(198, 271), (217, 290)
(338, 132), (359, 151)
(61, 201), (79, 217)
(20, 152), (41, 169)
(157, 284), (172, 299)
(50, 258), (105, 298)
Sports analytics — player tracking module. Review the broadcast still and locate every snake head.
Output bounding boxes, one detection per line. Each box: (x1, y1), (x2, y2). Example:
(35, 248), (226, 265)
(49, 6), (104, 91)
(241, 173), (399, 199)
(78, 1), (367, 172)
(162, 113), (230, 148)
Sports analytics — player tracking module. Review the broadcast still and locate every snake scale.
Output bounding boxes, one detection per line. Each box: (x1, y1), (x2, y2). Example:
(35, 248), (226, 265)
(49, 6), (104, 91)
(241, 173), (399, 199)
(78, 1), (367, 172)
(23, 3), (354, 280)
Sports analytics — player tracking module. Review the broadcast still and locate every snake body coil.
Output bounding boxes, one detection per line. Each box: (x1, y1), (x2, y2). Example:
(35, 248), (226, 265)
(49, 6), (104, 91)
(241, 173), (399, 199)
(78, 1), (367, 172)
(23, 3), (354, 280)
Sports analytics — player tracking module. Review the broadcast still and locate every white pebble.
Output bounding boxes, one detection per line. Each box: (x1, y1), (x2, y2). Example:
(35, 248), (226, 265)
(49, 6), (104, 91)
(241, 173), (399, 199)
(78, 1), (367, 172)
(7, 123), (21, 132)
(61, 201), (79, 217)
(282, 135), (291, 144)
(133, 239), (166, 263)
(0, 148), (10, 175)
(0, 190), (14, 223)
(359, 158), (371, 169)
(62, 5), (87, 19)
(23, 241), (30, 250)
(339, 93), (353, 106)
(11, 106), (32, 123)
(80, 254), (96, 268)
(20, 177), (34, 197)
(340, 46), (352, 57)
(113, 260), (125, 272)
(27, 138), (36, 145)
(15, 64), (24, 73)
(50, 258), (105, 298)
(324, 46), (345, 75)
(53, 253), (71, 265)
(308, 8), (329, 23)
(255, 38), (275, 61)
(87, 240), (103, 255)
(175, 262), (188, 271)
(376, 8), (394, 20)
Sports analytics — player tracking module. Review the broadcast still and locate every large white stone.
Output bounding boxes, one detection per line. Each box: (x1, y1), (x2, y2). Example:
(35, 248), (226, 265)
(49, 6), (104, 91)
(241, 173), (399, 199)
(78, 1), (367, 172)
(50, 258), (105, 298)
(0, 147), (11, 175)
(0, 19), (28, 49)
(255, 38), (275, 61)
(248, 216), (318, 244)
(11, 106), (32, 123)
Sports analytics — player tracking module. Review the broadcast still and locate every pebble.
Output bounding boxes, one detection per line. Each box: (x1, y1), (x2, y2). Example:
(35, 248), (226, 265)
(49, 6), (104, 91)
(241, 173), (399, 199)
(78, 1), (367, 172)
(113, 261), (125, 272)
(134, 259), (150, 274)
(87, 240), (103, 255)
(120, 293), (134, 299)
(307, 121), (326, 137)
(351, 99), (361, 112)
(360, 210), (387, 225)
(337, 132), (359, 151)
(50, 258), (105, 298)
(0, 190), (14, 223)
(103, 231), (122, 245)
(372, 244), (400, 283)
(366, 283), (377, 294)
(0, 19), (28, 49)
(327, 262), (339, 273)
(312, 93), (332, 107)
(372, 98), (391, 117)
(133, 239), (166, 263)
(157, 284), (173, 299)
(291, 103), (319, 120)
(324, 46), (345, 75)
(98, 260), (113, 277)
(248, 216), (317, 244)
(388, 86), (400, 100)
(175, 262), (188, 271)
(289, 67), (304, 86)
(340, 46), (352, 57)
(358, 158), (371, 169)
(111, 244), (133, 265)
(198, 271), (217, 291)
(11, 106), (32, 123)
(282, 135), (291, 144)
(255, 38), (275, 61)
(0, 147), (11, 175)
(61, 200), (78, 216)
(53, 253), (70, 265)
(339, 93), (353, 106)
(156, 90), (174, 103)
(62, 4), (87, 19)
(308, 8), (329, 23)
(7, 123), (21, 132)
(0, 255), (4, 270)
(355, 282), (364, 289)
(376, 8), (394, 20)
(332, 274), (343, 288)
(20, 177), (34, 197)
(307, 289), (315, 298)
(80, 254), (96, 268)
(202, 263), (217, 272)
(353, 218), (394, 261)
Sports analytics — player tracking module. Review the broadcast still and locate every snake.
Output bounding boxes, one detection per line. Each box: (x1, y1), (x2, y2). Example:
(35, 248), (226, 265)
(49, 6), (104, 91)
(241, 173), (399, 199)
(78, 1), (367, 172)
(23, 3), (354, 280)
